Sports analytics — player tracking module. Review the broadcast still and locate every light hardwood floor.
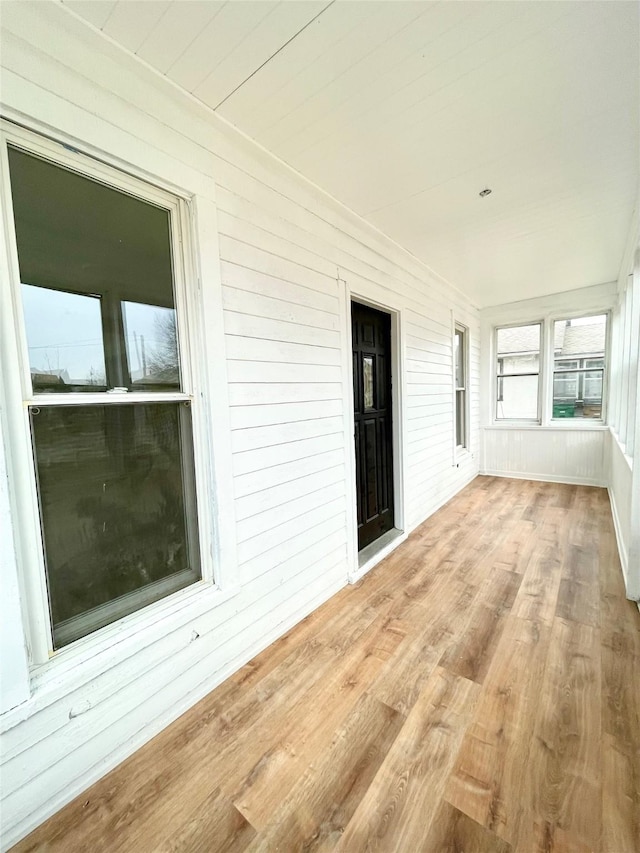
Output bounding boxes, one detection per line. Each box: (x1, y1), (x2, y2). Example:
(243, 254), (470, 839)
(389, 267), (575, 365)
(11, 477), (640, 852)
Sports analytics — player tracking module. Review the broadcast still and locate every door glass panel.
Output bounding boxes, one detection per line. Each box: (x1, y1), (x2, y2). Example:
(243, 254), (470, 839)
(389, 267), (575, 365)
(30, 402), (201, 647)
(363, 355), (374, 410)
(22, 283), (107, 392)
(123, 302), (180, 390)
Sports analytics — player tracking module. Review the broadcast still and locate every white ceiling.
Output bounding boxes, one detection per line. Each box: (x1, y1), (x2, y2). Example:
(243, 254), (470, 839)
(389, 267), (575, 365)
(62, 0), (639, 307)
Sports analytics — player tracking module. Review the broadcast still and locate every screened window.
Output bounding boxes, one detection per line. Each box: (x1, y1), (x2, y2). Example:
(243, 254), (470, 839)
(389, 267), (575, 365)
(454, 324), (467, 448)
(552, 314), (607, 419)
(7, 145), (201, 649)
(496, 323), (541, 420)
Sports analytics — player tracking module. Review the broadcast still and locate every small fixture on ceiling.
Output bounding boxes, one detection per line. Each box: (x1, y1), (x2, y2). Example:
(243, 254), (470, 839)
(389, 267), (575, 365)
(479, 188), (492, 197)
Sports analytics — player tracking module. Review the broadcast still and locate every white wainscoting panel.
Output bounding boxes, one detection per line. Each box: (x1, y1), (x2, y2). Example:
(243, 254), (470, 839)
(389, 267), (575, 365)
(482, 426), (607, 486)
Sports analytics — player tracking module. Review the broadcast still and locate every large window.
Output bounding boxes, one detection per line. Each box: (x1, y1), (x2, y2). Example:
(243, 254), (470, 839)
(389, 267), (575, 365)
(454, 324), (467, 448)
(6, 144), (202, 649)
(495, 323), (541, 420)
(552, 314), (607, 419)
(493, 314), (608, 424)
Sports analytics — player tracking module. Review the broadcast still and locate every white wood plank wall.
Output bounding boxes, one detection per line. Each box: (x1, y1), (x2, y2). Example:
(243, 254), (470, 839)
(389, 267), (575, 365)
(0, 3), (479, 847)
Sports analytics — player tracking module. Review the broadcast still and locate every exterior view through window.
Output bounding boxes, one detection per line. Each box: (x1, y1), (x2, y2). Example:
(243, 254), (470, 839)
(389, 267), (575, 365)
(552, 315), (607, 419)
(8, 146), (201, 649)
(496, 323), (541, 420)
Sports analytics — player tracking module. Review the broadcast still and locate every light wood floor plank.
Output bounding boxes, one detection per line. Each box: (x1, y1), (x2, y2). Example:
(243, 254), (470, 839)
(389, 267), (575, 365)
(333, 666), (480, 852)
(244, 693), (404, 853)
(526, 617), (602, 851)
(422, 800), (512, 852)
(444, 615), (551, 841)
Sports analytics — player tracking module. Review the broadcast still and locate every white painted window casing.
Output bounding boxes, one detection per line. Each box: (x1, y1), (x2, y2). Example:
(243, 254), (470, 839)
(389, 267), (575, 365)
(0, 121), (235, 668)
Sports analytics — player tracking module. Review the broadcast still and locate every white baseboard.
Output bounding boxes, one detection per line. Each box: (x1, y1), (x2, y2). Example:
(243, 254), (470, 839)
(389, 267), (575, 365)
(480, 469), (606, 488)
(607, 486), (629, 588)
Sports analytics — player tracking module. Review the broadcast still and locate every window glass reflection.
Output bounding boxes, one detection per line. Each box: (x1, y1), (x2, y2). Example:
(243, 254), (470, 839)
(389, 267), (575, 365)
(8, 146), (179, 394)
(22, 284), (107, 392)
(31, 402), (200, 647)
(123, 302), (180, 390)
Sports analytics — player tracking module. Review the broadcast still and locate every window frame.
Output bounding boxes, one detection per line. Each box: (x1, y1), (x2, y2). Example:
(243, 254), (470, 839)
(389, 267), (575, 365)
(0, 121), (226, 668)
(454, 323), (469, 450)
(494, 321), (543, 423)
(491, 312), (610, 427)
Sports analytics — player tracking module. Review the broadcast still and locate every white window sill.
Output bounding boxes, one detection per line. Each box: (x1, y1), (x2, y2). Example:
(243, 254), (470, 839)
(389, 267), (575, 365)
(486, 422), (608, 431)
(1, 581), (241, 732)
(455, 447), (472, 462)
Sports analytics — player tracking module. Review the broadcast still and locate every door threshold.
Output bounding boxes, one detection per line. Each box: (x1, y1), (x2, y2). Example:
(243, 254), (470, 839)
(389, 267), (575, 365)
(350, 527), (406, 584)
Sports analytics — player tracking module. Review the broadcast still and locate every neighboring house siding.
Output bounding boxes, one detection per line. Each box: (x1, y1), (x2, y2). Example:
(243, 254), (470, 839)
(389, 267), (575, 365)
(0, 4), (479, 847)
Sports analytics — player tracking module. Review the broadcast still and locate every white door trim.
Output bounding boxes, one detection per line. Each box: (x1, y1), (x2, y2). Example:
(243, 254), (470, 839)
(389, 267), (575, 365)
(339, 280), (407, 583)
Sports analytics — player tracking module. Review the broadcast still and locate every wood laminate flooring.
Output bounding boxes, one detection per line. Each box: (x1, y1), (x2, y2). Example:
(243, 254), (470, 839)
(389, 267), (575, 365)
(11, 477), (640, 852)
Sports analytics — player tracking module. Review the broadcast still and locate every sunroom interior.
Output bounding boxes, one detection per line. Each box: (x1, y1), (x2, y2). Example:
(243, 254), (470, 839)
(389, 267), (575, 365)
(0, 1), (638, 851)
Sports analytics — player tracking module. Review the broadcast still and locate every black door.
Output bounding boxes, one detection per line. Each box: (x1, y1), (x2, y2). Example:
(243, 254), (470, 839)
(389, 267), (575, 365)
(352, 302), (394, 550)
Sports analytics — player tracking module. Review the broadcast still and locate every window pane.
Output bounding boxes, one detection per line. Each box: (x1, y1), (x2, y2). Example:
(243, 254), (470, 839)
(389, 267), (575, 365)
(123, 302), (180, 390)
(456, 389), (465, 446)
(497, 324), (540, 375)
(22, 284), (107, 392)
(30, 402), (201, 647)
(8, 146), (179, 392)
(553, 315), (606, 360)
(496, 324), (540, 419)
(363, 355), (374, 410)
(496, 375), (539, 419)
(553, 372), (578, 400)
(455, 330), (464, 388)
(553, 314), (606, 420)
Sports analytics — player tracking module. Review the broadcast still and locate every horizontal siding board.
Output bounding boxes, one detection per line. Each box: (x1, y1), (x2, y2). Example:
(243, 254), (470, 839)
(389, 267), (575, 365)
(218, 235), (336, 294)
(228, 382), (342, 407)
(236, 481), (346, 543)
(405, 360), (452, 376)
(222, 285), (340, 331)
(229, 400), (343, 430)
(227, 360), (343, 384)
(232, 431), (344, 476)
(233, 448), (345, 498)
(220, 260), (340, 310)
(237, 495), (347, 564)
(217, 209), (340, 280)
(224, 312), (340, 348)
(235, 465), (345, 522)
(238, 512), (348, 582)
(225, 336), (341, 366)
(230, 416), (344, 453)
